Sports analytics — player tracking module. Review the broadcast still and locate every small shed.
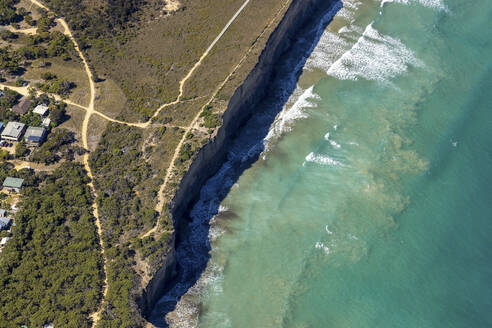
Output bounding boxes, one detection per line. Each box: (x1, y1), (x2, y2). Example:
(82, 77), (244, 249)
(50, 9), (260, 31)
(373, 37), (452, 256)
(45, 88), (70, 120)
(0, 237), (10, 247)
(25, 126), (47, 146)
(1, 122), (26, 141)
(33, 104), (49, 116)
(3, 177), (24, 193)
(0, 217), (12, 231)
(42, 117), (51, 127)
(11, 97), (32, 116)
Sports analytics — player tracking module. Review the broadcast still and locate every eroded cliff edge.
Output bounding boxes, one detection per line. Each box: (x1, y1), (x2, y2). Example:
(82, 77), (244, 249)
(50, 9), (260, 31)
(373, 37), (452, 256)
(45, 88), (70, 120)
(139, 0), (338, 320)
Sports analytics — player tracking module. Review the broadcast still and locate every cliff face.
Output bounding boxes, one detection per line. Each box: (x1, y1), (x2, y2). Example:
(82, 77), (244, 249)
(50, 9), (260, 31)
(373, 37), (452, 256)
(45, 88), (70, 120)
(140, 0), (337, 318)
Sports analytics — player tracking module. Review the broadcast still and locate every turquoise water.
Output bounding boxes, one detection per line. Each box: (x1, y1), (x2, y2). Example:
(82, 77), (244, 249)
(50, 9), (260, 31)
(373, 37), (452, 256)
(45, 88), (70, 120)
(164, 0), (492, 326)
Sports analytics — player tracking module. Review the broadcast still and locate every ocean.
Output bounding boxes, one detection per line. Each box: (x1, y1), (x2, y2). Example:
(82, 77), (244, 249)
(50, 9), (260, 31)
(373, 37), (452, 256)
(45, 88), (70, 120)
(153, 0), (492, 326)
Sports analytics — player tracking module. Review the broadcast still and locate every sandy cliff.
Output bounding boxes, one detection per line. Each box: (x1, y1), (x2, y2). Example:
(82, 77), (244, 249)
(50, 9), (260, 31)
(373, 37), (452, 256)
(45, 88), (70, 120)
(139, 0), (338, 319)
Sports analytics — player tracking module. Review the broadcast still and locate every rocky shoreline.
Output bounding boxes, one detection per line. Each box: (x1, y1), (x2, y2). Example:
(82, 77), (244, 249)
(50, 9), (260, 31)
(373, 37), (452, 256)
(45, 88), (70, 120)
(138, 0), (339, 323)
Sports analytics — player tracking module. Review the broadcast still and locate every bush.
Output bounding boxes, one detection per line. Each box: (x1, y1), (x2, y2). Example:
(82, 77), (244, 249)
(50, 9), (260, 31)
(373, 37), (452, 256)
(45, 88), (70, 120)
(15, 141), (28, 158)
(30, 129), (75, 164)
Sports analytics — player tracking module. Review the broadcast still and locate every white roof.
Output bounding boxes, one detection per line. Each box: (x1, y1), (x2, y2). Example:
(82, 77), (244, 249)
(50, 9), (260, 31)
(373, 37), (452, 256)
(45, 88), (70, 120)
(1, 122), (25, 139)
(42, 117), (51, 127)
(0, 237), (10, 245)
(33, 104), (49, 116)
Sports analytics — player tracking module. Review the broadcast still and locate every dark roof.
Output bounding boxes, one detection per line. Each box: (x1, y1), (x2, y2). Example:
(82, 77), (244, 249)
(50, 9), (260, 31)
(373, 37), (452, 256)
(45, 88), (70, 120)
(11, 98), (32, 115)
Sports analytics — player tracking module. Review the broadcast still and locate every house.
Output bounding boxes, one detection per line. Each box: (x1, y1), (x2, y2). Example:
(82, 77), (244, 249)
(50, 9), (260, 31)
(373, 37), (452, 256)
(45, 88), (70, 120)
(0, 217), (12, 231)
(24, 126), (47, 146)
(42, 117), (51, 127)
(11, 97), (32, 116)
(0, 209), (6, 217)
(33, 104), (49, 116)
(0, 236), (10, 246)
(1, 122), (26, 141)
(3, 177), (24, 193)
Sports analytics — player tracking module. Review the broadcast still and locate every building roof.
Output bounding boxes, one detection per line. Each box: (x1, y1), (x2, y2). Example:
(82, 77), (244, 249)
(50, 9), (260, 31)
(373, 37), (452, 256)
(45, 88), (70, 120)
(0, 122), (4, 131)
(11, 97), (32, 115)
(42, 117), (51, 127)
(0, 209), (6, 217)
(25, 126), (47, 143)
(3, 177), (24, 189)
(33, 104), (49, 116)
(1, 122), (26, 139)
(0, 236), (10, 245)
(0, 217), (11, 229)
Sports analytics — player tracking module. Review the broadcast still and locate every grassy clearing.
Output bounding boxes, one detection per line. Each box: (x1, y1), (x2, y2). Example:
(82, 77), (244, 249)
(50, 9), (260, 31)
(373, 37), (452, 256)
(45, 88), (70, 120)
(59, 103), (85, 139)
(24, 57), (90, 105)
(154, 97), (207, 126)
(86, 113), (108, 151)
(94, 77), (128, 119)
(84, 0), (251, 119)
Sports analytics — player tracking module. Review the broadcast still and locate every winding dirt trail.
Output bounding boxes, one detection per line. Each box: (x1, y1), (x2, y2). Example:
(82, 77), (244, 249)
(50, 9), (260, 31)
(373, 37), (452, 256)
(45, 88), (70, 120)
(3, 26), (38, 35)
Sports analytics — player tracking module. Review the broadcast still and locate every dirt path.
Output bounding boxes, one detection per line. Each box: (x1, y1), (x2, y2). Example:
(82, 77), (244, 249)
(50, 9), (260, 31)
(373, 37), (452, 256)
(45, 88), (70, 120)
(3, 26), (38, 35)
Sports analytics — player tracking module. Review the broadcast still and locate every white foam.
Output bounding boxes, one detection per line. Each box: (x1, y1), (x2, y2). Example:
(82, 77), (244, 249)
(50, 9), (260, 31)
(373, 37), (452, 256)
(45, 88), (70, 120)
(324, 132), (342, 149)
(327, 23), (422, 83)
(265, 86), (319, 142)
(325, 225), (333, 235)
(305, 152), (343, 167)
(380, 0), (448, 11)
(315, 241), (331, 255)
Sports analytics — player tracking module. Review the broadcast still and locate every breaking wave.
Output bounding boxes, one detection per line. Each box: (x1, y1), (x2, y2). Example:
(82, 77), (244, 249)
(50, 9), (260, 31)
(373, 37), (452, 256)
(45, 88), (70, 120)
(264, 86), (320, 144)
(380, 0), (448, 11)
(327, 23), (422, 82)
(305, 152), (344, 167)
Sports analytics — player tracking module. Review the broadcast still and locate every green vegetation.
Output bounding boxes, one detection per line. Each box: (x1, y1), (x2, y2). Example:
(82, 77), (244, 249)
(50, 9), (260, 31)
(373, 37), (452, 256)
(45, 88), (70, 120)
(0, 0), (20, 26)
(43, 0), (144, 39)
(0, 163), (103, 327)
(30, 129), (84, 164)
(36, 71), (75, 97)
(15, 140), (28, 158)
(48, 99), (67, 126)
(89, 123), (163, 327)
(0, 47), (21, 74)
(0, 87), (20, 114)
(0, 30), (17, 40)
(200, 106), (221, 129)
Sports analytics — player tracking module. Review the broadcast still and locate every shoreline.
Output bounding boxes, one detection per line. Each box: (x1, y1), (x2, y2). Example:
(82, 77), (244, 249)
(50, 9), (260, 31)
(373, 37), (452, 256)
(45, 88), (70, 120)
(140, 0), (343, 325)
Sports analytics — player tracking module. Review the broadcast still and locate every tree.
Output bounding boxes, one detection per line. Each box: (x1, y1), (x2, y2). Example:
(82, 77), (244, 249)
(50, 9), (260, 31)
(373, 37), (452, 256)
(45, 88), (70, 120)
(15, 141), (28, 158)
(49, 101), (67, 126)
(0, 150), (9, 161)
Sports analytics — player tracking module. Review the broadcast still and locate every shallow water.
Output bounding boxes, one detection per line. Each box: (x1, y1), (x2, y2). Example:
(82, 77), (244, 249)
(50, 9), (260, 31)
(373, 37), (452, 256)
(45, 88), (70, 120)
(163, 0), (492, 326)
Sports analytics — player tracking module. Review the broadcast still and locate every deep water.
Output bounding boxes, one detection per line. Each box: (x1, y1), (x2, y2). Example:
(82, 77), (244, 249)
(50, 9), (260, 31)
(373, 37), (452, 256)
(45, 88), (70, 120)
(161, 0), (492, 327)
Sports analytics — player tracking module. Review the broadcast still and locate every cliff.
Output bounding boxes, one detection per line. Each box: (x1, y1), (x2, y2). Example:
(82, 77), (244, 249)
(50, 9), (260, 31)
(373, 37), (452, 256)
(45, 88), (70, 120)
(139, 0), (338, 320)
